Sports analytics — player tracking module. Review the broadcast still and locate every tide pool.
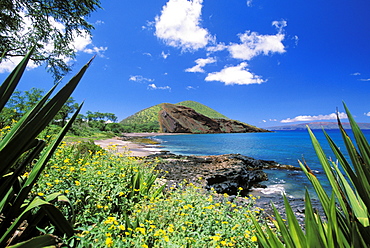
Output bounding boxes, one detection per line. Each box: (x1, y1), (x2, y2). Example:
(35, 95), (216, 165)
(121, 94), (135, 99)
(154, 130), (370, 198)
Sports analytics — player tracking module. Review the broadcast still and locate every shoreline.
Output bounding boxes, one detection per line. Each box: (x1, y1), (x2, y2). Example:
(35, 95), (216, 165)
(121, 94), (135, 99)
(94, 133), (185, 156)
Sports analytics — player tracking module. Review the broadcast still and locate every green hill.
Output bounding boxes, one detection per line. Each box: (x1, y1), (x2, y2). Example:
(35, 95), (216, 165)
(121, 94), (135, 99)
(176, 101), (229, 119)
(119, 101), (257, 133)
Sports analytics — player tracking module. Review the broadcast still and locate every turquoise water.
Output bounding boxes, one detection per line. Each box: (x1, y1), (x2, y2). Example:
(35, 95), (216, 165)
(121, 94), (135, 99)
(154, 130), (370, 197)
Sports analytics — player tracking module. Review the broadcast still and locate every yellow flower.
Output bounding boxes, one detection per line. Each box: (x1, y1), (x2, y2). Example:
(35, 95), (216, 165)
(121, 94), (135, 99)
(105, 237), (113, 247)
(210, 235), (222, 241)
(141, 245), (149, 248)
(37, 192), (44, 196)
(251, 236), (257, 242)
(167, 224), (174, 233)
(75, 181), (81, 186)
(238, 187), (243, 191)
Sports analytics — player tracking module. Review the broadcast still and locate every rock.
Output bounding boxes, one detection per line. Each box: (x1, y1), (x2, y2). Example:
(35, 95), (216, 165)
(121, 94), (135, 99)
(158, 103), (269, 133)
(146, 153), (290, 196)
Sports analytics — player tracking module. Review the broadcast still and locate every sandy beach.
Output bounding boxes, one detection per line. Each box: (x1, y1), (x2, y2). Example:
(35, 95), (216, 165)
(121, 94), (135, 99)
(94, 133), (185, 156)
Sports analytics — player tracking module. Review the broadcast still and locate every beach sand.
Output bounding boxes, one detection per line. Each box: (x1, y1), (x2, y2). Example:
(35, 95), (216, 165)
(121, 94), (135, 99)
(94, 133), (183, 156)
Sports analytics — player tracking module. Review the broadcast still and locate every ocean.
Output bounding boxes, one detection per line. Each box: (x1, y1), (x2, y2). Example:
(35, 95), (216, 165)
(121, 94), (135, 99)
(153, 130), (370, 198)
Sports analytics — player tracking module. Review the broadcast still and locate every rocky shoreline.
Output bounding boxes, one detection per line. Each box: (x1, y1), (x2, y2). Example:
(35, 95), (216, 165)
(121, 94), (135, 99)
(142, 152), (324, 226)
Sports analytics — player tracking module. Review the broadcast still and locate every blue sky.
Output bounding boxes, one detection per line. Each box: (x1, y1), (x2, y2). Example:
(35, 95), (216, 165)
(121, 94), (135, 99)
(1, 0), (370, 128)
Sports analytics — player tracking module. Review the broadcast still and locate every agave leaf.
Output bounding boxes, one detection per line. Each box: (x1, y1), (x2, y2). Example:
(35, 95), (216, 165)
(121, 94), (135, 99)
(12, 103), (83, 213)
(0, 197), (52, 246)
(0, 140), (45, 209)
(304, 190), (327, 248)
(251, 215), (284, 248)
(0, 58), (93, 172)
(306, 128), (350, 217)
(343, 102), (370, 165)
(7, 234), (56, 248)
(331, 159), (369, 227)
(324, 130), (370, 210)
(0, 46), (35, 112)
(40, 204), (74, 237)
(282, 195), (306, 247)
(269, 201), (295, 247)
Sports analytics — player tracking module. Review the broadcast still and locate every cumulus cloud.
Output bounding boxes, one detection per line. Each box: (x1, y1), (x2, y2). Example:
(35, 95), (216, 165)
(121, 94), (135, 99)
(246, 0), (253, 7)
(364, 112), (370, 116)
(154, 0), (214, 51)
(185, 57), (216, 73)
(228, 27), (286, 60)
(148, 83), (171, 90)
(129, 75), (154, 83)
(281, 112), (348, 123)
(0, 12), (107, 73)
(205, 62), (265, 85)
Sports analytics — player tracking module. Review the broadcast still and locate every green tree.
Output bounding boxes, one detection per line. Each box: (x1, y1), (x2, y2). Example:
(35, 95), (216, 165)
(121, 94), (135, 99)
(0, 0), (101, 80)
(0, 87), (44, 127)
(54, 97), (79, 126)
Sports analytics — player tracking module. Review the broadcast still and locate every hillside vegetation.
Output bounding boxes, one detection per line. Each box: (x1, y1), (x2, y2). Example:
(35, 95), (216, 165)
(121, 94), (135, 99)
(176, 101), (229, 119)
(120, 101), (230, 133)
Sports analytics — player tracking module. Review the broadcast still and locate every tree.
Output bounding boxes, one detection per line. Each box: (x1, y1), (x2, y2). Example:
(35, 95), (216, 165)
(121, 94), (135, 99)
(54, 97), (79, 126)
(0, 87), (44, 127)
(0, 0), (101, 80)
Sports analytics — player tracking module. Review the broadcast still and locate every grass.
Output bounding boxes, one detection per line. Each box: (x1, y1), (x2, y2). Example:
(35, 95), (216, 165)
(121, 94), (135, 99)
(34, 141), (261, 247)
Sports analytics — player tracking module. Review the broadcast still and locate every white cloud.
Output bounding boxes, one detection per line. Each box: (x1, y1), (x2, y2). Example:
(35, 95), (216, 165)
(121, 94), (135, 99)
(143, 52), (152, 57)
(281, 112), (348, 123)
(154, 0), (214, 51)
(206, 42), (228, 53)
(228, 31), (285, 60)
(364, 112), (370, 116)
(186, 86), (198, 90)
(0, 12), (107, 73)
(351, 72), (361, 76)
(269, 119), (278, 122)
(129, 75), (154, 83)
(148, 83), (171, 90)
(185, 57), (216, 73)
(161, 51), (170, 59)
(246, 0), (253, 7)
(227, 20), (286, 60)
(205, 62), (265, 85)
(359, 78), (370, 81)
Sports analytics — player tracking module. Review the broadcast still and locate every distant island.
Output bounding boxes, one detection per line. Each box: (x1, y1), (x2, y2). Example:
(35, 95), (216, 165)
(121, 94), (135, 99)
(120, 100), (268, 134)
(267, 121), (370, 131)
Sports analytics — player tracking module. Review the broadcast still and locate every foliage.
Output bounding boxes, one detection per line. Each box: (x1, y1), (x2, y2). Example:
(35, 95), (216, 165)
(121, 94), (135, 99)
(0, 48), (92, 247)
(252, 103), (370, 247)
(177, 100), (229, 119)
(36, 142), (262, 247)
(120, 104), (162, 133)
(0, 0), (101, 80)
(0, 88), (44, 128)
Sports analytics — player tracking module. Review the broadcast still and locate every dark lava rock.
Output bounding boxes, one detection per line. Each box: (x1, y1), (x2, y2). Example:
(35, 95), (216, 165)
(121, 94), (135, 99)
(145, 153), (299, 196)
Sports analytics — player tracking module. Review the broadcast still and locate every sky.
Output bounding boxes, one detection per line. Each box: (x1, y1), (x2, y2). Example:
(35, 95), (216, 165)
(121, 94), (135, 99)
(1, 0), (370, 128)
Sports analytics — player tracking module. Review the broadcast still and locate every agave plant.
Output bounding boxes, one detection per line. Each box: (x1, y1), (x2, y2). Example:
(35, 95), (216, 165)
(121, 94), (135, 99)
(0, 48), (92, 247)
(252, 103), (370, 248)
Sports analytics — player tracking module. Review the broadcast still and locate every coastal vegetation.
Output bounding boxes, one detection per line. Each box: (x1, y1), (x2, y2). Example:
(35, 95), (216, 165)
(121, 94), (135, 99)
(0, 49), (262, 247)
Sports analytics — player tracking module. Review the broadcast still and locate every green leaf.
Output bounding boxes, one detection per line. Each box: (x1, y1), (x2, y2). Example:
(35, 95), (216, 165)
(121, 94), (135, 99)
(0, 46), (35, 112)
(8, 235), (56, 248)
